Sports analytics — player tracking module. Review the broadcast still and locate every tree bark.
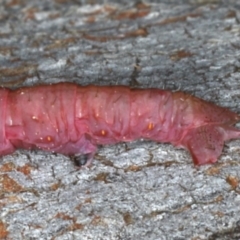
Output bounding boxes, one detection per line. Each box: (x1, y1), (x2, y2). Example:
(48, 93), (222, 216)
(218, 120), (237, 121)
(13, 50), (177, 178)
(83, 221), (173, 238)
(1, 0), (240, 239)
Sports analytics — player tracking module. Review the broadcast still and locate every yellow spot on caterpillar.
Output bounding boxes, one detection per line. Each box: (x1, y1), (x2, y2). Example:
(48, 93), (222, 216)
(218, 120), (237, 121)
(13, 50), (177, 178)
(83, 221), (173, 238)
(47, 136), (52, 142)
(148, 122), (154, 130)
(101, 130), (106, 136)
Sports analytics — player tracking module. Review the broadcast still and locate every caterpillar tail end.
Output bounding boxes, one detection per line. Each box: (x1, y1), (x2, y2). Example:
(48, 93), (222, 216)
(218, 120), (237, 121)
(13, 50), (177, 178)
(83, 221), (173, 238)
(181, 124), (240, 165)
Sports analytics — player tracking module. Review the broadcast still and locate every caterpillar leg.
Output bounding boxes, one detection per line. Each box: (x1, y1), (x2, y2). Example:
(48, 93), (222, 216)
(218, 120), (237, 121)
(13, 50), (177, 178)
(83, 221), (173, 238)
(0, 142), (15, 157)
(52, 134), (98, 167)
(71, 152), (95, 167)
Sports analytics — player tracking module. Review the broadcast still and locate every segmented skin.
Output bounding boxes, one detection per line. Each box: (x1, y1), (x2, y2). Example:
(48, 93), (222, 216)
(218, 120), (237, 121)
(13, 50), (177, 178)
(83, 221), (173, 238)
(0, 83), (239, 166)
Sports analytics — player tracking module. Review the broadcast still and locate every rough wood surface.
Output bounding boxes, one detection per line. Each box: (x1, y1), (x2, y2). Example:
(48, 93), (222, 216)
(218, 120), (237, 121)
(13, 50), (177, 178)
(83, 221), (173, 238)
(1, 0), (240, 239)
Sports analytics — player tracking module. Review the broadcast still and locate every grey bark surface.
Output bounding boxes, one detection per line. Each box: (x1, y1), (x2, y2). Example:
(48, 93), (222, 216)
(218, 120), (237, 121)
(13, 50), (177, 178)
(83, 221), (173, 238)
(1, 0), (240, 239)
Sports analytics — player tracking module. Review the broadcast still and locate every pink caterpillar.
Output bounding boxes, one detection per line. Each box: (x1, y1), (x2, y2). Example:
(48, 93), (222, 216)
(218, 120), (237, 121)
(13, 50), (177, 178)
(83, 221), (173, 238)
(0, 82), (240, 166)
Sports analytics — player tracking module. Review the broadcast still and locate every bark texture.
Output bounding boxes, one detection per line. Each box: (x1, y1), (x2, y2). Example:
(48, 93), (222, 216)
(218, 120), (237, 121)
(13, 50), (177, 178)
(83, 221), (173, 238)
(1, 0), (240, 239)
